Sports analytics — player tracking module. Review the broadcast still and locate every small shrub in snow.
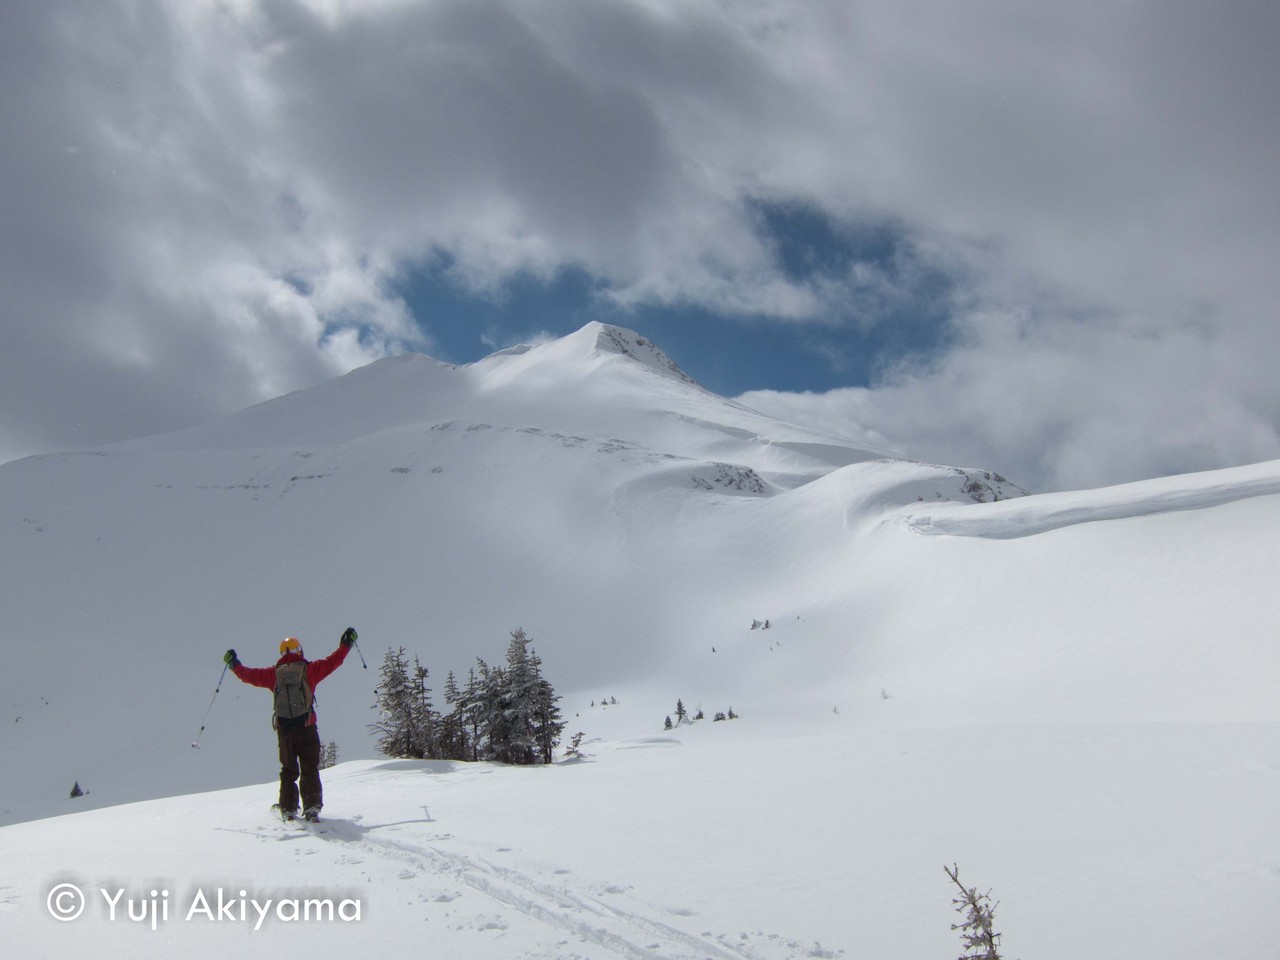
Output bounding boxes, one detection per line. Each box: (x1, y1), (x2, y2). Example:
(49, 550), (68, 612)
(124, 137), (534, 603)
(563, 731), (587, 761)
(944, 864), (1007, 960)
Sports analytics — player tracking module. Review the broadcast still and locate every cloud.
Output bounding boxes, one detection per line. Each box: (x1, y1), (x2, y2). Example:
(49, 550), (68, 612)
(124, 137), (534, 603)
(0, 0), (416, 460)
(0, 0), (788, 461)
(742, 305), (1280, 492)
(2, 0), (1277, 490)
(724, 1), (1280, 490)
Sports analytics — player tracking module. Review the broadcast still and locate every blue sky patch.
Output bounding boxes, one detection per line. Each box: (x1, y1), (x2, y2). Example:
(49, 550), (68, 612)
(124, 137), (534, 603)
(393, 203), (958, 397)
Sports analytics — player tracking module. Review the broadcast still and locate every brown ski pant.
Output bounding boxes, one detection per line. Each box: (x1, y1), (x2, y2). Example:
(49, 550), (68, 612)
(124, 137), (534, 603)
(277, 723), (323, 814)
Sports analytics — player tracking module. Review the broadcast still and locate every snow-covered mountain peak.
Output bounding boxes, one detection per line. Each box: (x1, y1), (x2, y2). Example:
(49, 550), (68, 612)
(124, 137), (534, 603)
(102, 322), (1014, 508)
(581, 321), (699, 386)
(470, 321), (698, 392)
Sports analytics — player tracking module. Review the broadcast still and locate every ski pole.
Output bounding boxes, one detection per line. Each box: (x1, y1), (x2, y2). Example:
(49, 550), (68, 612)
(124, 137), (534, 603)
(351, 637), (368, 670)
(192, 661), (230, 749)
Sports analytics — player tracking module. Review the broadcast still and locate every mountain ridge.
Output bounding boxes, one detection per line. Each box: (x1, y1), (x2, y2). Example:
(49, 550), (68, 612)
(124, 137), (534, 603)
(111, 322), (916, 491)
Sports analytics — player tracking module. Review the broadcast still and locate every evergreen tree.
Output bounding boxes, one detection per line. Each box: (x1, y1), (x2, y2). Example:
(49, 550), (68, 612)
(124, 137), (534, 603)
(564, 731), (587, 761)
(462, 663), (487, 762)
(439, 670), (467, 762)
(371, 647), (439, 758)
(371, 646), (416, 758)
(320, 741), (339, 769)
(470, 656), (508, 762)
(529, 645), (565, 764)
(371, 648), (447, 759)
(675, 698), (688, 724)
(497, 628), (539, 765)
(69, 781), (84, 799)
(408, 655), (437, 759)
(370, 629), (564, 766)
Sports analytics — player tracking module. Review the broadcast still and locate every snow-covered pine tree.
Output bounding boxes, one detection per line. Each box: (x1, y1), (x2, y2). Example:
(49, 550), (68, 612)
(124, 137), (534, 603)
(320, 740), (339, 769)
(370, 646), (415, 758)
(370, 632), (563, 766)
(371, 646), (439, 759)
(439, 669), (467, 761)
(408, 655), (437, 759)
(494, 628), (538, 765)
(462, 663), (486, 763)
(471, 656), (509, 762)
(529, 644), (565, 764)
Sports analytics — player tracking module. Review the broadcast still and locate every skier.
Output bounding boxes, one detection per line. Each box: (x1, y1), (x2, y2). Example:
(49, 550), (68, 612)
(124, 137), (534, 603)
(223, 628), (357, 822)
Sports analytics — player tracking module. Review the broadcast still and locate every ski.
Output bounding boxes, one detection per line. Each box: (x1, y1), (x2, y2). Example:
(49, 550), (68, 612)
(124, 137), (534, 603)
(272, 804), (323, 826)
(271, 804), (305, 824)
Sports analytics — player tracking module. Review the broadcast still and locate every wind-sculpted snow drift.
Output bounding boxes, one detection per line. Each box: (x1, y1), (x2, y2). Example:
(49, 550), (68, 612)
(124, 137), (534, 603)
(900, 458), (1280, 539)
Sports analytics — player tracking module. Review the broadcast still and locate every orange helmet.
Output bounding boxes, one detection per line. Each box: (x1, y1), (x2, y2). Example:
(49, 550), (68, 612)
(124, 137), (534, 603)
(279, 637), (302, 655)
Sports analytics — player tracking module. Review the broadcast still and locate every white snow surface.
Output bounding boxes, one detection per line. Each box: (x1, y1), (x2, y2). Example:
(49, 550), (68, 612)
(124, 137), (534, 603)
(1, 322), (1277, 957)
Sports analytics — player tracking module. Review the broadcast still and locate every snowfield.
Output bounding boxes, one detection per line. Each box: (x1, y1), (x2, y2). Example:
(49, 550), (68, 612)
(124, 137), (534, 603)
(4, 720), (1275, 959)
(1, 323), (1277, 957)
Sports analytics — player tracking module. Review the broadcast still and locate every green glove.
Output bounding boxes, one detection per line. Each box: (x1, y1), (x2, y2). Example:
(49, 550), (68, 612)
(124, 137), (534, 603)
(340, 628), (357, 648)
(223, 648), (239, 667)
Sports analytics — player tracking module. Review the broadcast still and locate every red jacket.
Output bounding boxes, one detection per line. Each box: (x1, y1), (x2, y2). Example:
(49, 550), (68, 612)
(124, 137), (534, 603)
(232, 646), (350, 726)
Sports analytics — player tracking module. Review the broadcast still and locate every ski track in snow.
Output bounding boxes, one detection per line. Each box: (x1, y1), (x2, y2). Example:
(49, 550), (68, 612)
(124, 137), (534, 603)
(250, 815), (833, 960)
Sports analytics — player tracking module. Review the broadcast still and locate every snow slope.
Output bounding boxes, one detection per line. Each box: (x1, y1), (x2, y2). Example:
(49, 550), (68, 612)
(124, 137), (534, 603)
(0, 322), (1022, 826)
(1, 322), (1278, 957)
(3, 722), (1276, 959)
